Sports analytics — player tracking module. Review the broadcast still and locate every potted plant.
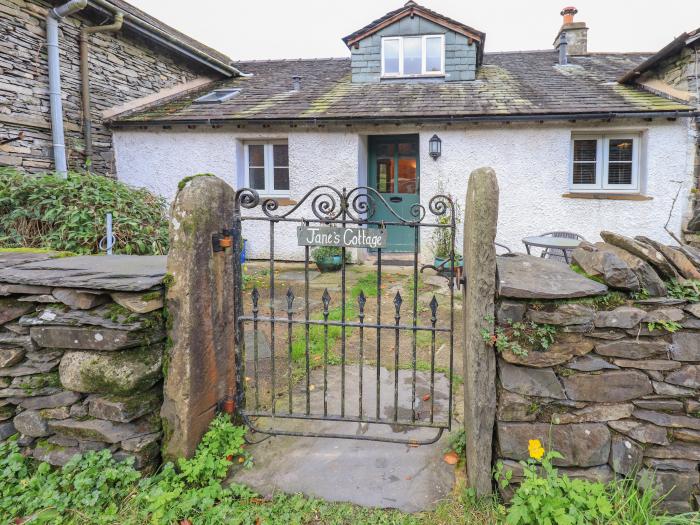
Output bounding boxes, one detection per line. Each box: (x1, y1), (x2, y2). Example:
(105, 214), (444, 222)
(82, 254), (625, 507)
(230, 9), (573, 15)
(430, 184), (463, 276)
(312, 246), (346, 273)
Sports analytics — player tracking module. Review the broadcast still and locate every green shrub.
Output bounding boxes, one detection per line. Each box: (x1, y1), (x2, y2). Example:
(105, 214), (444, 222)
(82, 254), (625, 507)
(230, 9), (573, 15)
(0, 168), (168, 255)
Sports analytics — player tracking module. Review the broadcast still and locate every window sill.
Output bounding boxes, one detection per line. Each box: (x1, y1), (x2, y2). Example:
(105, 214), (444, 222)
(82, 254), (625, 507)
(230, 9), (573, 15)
(380, 74), (445, 80)
(261, 197), (296, 206)
(562, 193), (652, 201)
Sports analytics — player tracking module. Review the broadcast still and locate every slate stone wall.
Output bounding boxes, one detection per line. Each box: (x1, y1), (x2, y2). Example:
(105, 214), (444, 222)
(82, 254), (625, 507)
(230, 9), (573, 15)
(0, 257), (166, 470)
(494, 233), (700, 513)
(350, 15), (478, 83)
(0, 0), (210, 175)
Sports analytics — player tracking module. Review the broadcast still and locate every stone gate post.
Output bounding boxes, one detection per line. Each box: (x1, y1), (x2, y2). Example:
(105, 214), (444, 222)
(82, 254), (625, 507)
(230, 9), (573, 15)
(161, 175), (237, 460)
(462, 167), (499, 496)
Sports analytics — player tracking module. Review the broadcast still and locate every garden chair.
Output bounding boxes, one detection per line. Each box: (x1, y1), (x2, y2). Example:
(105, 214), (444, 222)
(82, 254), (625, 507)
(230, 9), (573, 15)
(537, 231), (586, 262)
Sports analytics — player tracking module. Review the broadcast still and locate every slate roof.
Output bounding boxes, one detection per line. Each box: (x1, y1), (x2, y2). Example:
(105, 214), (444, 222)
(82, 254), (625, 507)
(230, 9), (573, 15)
(66, 0), (238, 76)
(113, 51), (694, 125)
(619, 27), (700, 83)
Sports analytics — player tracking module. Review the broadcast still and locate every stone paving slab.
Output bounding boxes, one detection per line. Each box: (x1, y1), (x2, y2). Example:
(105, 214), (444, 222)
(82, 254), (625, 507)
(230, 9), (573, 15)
(0, 255), (166, 292)
(0, 252), (57, 270)
(232, 366), (455, 513)
(497, 254), (608, 299)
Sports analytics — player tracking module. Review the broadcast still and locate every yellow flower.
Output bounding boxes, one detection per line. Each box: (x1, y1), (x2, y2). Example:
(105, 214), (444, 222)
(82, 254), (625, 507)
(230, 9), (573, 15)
(528, 439), (545, 460)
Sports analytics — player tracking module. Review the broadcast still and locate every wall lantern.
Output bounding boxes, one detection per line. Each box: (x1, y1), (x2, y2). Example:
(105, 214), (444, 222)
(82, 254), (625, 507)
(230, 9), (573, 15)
(429, 134), (442, 160)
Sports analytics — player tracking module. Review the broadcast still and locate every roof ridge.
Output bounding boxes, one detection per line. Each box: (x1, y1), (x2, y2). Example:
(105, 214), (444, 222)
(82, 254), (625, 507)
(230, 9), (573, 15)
(234, 57), (350, 64)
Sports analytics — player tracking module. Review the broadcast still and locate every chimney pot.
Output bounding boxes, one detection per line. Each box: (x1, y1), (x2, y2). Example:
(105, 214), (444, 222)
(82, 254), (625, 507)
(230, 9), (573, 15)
(560, 6), (578, 25)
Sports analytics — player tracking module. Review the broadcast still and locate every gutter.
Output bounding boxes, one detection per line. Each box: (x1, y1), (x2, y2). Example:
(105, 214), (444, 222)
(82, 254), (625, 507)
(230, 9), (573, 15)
(87, 0), (248, 78)
(111, 110), (698, 128)
(47, 0), (88, 177)
(81, 10), (124, 171)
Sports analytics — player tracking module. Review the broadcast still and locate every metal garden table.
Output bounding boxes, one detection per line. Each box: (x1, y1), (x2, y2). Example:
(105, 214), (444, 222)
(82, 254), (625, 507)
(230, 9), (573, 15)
(521, 235), (582, 264)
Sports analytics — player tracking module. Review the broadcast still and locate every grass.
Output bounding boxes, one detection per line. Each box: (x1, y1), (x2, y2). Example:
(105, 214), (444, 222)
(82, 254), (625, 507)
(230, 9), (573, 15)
(350, 271), (379, 300)
(290, 303), (357, 367)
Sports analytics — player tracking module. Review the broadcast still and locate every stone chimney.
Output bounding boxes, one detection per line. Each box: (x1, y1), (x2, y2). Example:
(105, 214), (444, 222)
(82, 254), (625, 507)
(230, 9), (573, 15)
(553, 6), (588, 56)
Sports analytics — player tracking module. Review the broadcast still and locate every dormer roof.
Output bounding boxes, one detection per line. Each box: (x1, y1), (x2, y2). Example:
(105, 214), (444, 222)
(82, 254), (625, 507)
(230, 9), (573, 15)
(342, 1), (485, 64)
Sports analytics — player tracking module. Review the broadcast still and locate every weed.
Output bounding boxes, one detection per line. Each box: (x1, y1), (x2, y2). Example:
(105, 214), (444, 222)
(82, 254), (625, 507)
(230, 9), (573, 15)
(667, 279), (700, 302)
(647, 320), (682, 333)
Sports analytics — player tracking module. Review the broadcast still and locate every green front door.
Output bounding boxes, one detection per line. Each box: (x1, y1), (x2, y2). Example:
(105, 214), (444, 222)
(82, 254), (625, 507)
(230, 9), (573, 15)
(368, 135), (420, 253)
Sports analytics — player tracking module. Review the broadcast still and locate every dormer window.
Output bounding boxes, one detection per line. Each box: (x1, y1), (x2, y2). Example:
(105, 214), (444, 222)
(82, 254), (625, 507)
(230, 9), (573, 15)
(381, 35), (445, 78)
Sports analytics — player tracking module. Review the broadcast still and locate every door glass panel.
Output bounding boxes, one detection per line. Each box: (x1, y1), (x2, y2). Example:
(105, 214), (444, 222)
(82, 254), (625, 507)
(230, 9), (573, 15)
(397, 158), (416, 194)
(383, 39), (400, 74)
(403, 37), (421, 75)
(398, 141), (417, 156)
(376, 159), (394, 193)
(375, 143), (395, 158)
(425, 37), (442, 72)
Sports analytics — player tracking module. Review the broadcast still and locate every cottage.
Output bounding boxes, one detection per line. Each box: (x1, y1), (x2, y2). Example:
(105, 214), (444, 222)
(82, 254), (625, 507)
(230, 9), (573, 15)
(110, 2), (698, 260)
(3, 1), (698, 260)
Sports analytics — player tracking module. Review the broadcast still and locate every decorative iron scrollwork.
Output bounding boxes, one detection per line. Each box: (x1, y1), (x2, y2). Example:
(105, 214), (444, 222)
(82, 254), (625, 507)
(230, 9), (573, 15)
(239, 185), (456, 226)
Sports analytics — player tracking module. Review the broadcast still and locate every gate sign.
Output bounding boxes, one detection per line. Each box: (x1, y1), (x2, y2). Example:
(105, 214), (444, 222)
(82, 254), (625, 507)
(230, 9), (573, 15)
(297, 226), (387, 249)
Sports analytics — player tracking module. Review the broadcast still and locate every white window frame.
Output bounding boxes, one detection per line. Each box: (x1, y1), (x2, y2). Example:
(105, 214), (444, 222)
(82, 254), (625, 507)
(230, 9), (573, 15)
(244, 141), (289, 197)
(380, 34), (445, 78)
(569, 133), (641, 193)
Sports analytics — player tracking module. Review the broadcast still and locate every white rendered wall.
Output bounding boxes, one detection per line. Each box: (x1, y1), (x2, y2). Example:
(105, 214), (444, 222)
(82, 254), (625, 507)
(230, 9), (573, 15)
(114, 129), (359, 260)
(417, 119), (692, 255)
(114, 119), (693, 261)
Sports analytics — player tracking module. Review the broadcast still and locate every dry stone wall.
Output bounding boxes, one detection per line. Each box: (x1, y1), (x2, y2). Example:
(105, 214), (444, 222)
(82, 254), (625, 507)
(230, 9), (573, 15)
(0, 0), (211, 174)
(494, 232), (700, 513)
(0, 252), (167, 470)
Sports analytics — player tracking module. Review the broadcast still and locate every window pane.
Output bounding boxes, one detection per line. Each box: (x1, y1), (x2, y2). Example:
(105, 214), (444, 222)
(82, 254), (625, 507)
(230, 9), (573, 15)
(573, 140), (597, 162)
(607, 139), (633, 185)
(425, 37), (442, 72)
(249, 167), (265, 190)
(273, 144), (288, 167)
(274, 167), (289, 190)
(607, 163), (632, 185)
(383, 39), (399, 74)
(397, 158), (417, 193)
(248, 145), (264, 167)
(403, 37), (421, 75)
(376, 159), (394, 193)
(608, 139), (633, 162)
(573, 163), (596, 185)
(572, 139), (597, 185)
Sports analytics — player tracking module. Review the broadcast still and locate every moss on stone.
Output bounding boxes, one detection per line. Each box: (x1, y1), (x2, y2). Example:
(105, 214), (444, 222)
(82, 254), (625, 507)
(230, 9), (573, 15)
(0, 247), (75, 258)
(162, 273), (175, 289)
(140, 291), (163, 302)
(19, 372), (61, 395)
(177, 173), (215, 192)
(76, 346), (163, 396)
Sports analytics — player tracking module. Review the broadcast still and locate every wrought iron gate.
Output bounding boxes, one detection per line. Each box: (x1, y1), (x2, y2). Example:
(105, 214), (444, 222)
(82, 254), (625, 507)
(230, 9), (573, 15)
(233, 186), (457, 444)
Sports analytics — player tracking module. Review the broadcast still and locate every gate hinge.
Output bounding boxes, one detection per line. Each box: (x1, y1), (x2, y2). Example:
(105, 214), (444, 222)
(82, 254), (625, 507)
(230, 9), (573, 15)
(212, 230), (234, 252)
